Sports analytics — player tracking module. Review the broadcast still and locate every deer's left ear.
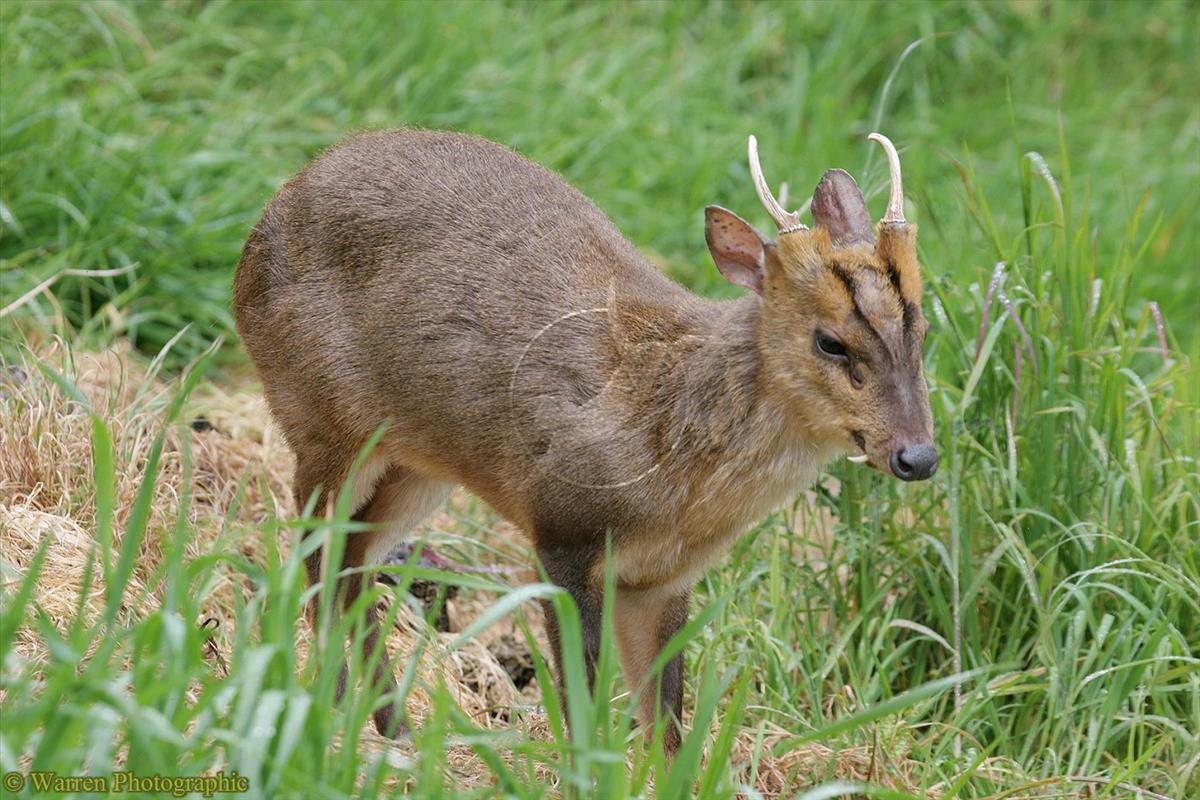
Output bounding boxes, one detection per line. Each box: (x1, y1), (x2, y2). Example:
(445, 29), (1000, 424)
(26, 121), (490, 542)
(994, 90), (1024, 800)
(704, 205), (771, 295)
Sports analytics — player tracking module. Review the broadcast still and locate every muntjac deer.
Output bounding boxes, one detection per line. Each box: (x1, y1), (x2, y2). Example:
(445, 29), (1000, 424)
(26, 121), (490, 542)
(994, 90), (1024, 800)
(233, 129), (937, 751)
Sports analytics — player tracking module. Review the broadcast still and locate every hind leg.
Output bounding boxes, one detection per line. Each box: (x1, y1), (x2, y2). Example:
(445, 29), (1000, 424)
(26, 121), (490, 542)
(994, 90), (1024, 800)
(353, 468), (456, 568)
(335, 465), (455, 737)
(292, 453), (344, 620)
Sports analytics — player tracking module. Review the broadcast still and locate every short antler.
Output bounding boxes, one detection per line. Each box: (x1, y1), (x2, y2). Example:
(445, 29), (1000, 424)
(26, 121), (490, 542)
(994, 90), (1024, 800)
(868, 133), (905, 224)
(748, 135), (806, 235)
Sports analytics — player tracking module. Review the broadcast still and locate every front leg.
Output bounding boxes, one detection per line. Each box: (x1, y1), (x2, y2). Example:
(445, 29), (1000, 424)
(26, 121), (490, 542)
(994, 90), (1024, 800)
(615, 584), (690, 755)
(536, 543), (604, 708)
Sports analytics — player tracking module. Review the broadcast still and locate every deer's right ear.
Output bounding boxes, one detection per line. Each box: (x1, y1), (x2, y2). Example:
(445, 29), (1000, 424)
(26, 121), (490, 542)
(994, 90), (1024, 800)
(704, 205), (771, 295)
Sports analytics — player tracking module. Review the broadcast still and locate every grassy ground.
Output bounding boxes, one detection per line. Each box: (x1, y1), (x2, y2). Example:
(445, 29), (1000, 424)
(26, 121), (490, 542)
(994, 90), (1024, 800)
(2, 1), (1198, 798)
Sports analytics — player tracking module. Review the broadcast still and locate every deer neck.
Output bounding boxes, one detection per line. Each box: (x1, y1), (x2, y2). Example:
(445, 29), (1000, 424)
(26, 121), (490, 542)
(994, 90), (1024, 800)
(639, 296), (832, 504)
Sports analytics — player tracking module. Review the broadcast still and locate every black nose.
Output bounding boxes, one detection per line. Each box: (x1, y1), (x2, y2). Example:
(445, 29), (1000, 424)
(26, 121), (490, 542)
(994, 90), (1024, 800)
(889, 443), (939, 481)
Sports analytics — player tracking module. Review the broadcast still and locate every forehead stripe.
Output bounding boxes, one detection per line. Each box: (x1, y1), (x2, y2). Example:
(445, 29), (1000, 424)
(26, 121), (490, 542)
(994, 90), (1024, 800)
(885, 258), (921, 338)
(829, 264), (888, 351)
(886, 261), (903, 296)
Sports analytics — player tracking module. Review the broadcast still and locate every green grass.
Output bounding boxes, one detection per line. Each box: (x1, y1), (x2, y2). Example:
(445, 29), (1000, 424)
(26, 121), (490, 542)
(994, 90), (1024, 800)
(2, 0), (1197, 362)
(2, 1), (1198, 798)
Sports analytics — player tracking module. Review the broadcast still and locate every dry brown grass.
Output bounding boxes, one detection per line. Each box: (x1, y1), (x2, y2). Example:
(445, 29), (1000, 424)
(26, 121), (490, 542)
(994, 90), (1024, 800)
(1, 341), (941, 797)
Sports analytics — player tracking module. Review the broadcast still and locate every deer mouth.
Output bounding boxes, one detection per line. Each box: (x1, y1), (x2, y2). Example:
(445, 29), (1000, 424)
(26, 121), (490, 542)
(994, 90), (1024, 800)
(847, 430), (870, 464)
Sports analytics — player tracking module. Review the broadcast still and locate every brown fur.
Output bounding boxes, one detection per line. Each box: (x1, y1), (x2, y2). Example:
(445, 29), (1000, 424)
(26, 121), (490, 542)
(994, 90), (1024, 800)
(232, 129), (934, 751)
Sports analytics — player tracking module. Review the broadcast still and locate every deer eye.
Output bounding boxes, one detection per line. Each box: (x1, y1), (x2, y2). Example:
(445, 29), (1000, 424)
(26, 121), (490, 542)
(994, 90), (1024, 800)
(815, 331), (849, 361)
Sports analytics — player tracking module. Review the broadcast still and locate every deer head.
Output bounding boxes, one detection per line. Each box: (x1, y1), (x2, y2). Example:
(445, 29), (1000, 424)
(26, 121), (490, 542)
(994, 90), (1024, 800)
(704, 134), (937, 481)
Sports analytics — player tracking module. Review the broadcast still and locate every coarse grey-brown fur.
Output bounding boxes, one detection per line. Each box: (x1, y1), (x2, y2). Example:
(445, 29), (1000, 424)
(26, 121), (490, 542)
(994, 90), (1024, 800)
(233, 128), (935, 750)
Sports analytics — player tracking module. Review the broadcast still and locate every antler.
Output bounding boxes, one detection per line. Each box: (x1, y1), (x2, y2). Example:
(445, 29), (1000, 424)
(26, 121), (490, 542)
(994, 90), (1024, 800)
(867, 132), (905, 224)
(747, 135), (806, 234)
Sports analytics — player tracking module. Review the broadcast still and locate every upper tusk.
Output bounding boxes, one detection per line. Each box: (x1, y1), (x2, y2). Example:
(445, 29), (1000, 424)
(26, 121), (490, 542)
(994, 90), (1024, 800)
(846, 454), (870, 464)
(868, 132), (906, 224)
(748, 135), (806, 234)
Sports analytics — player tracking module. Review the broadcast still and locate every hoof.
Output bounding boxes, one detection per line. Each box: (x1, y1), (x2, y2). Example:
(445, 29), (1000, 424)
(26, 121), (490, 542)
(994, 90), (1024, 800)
(374, 702), (408, 739)
(376, 541), (459, 583)
(377, 542), (459, 631)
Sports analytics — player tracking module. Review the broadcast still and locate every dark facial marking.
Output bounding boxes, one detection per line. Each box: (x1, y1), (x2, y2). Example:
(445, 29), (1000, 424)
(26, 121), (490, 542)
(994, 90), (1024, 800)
(883, 256), (925, 343)
(828, 264), (889, 356)
(886, 261), (903, 296)
(902, 300), (922, 338)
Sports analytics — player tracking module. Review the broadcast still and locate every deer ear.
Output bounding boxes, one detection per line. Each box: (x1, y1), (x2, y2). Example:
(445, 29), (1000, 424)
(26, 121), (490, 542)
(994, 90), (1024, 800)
(811, 169), (874, 248)
(704, 205), (770, 295)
